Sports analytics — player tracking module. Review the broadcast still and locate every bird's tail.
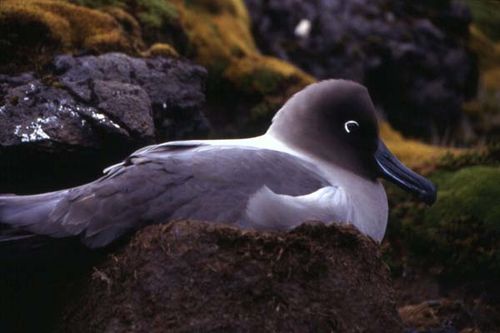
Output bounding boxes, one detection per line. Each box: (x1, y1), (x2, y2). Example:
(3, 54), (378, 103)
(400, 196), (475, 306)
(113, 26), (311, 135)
(0, 191), (66, 253)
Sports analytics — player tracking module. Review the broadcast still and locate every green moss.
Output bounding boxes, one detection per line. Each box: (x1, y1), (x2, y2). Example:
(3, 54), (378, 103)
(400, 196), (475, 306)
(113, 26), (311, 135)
(71, 0), (178, 29)
(385, 164), (500, 281)
(429, 166), (500, 227)
(237, 68), (284, 97)
(134, 0), (178, 28)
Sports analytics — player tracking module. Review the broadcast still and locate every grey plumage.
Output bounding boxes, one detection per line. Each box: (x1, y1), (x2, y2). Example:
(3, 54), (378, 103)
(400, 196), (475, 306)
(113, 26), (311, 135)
(0, 144), (327, 248)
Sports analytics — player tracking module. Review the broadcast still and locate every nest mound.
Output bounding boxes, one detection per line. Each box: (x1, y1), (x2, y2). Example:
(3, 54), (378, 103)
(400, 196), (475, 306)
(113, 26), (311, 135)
(60, 221), (402, 332)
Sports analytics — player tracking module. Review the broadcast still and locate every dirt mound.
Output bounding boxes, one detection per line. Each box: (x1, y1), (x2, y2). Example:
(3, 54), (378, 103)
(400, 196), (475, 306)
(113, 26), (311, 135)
(59, 221), (402, 332)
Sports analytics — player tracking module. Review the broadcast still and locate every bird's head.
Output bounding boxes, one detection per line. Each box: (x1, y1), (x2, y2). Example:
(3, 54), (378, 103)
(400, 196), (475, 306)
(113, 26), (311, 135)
(268, 79), (437, 205)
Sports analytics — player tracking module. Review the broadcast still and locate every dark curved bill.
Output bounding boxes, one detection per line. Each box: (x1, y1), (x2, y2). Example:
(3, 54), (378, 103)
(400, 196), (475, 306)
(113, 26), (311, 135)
(375, 140), (437, 205)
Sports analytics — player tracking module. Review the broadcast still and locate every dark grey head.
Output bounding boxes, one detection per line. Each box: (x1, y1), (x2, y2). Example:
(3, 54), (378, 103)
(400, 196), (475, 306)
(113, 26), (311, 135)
(268, 79), (437, 205)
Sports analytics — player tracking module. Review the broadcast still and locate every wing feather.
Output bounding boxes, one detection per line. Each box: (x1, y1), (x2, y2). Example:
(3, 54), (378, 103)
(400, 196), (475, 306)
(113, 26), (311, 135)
(9, 144), (329, 248)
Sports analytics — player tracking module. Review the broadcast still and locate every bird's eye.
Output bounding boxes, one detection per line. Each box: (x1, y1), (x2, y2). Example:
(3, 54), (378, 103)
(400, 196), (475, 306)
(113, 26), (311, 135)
(344, 120), (360, 134)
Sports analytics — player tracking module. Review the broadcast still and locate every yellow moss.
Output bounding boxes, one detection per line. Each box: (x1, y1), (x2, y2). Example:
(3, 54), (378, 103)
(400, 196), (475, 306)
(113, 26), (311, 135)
(169, 0), (311, 99)
(0, 1), (72, 45)
(380, 122), (463, 170)
(173, 0), (256, 64)
(225, 56), (314, 95)
(469, 24), (500, 71)
(0, 0), (143, 72)
(102, 6), (143, 47)
(482, 67), (500, 90)
(142, 43), (179, 58)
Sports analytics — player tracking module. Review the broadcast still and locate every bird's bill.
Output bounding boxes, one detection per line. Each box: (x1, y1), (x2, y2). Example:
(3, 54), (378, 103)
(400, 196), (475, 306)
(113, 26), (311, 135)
(374, 140), (437, 205)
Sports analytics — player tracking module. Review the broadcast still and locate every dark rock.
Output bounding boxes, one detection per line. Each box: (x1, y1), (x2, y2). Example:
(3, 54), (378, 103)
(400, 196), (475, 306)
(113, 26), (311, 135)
(0, 78), (135, 148)
(244, 0), (479, 141)
(59, 221), (403, 333)
(0, 53), (208, 193)
(53, 53), (209, 141)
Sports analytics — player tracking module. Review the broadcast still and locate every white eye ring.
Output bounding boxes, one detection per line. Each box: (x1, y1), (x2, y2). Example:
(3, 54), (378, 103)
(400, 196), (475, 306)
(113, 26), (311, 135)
(344, 120), (359, 133)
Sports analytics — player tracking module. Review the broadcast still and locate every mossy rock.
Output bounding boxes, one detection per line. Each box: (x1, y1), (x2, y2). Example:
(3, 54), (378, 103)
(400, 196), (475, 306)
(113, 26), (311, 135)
(386, 155), (500, 281)
(0, 0), (460, 161)
(169, 0), (314, 134)
(0, 0), (312, 133)
(176, 0), (459, 154)
(0, 0), (143, 73)
(69, 0), (185, 47)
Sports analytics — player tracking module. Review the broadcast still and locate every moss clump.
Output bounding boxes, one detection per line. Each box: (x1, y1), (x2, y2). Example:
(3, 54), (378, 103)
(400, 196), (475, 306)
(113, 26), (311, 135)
(0, 0), (143, 73)
(71, 0), (178, 34)
(428, 166), (500, 227)
(226, 56), (314, 96)
(167, 0), (314, 134)
(386, 164), (500, 281)
(174, 0), (256, 61)
(380, 122), (463, 170)
(141, 42), (179, 58)
(436, 142), (500, 171)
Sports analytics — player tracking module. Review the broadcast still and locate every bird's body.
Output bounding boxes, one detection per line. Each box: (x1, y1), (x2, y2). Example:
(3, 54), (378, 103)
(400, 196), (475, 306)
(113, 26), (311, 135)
(156, 134), (388, 240)
(0, 80), (435, 249)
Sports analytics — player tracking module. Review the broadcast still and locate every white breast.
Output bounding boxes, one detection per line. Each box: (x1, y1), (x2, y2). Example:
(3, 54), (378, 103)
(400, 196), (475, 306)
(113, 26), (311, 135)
(243, 185), (353, 231)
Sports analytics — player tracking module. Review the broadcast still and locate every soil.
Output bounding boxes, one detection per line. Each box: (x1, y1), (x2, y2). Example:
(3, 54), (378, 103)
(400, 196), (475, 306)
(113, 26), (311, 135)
(2, 220), (498, 332)
(58, 221), (403, 332)
(394, 271), (500, 332)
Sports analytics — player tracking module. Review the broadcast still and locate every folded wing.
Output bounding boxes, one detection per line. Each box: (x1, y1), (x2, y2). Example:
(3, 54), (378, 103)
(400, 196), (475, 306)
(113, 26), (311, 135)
(0, 144), (329, 248)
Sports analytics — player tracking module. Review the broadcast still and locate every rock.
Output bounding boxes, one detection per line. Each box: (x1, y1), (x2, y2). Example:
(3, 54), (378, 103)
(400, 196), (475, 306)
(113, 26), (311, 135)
(0, 0), (314, 136)
(0, 53), (208, 193)
(53, 53), (209, 140)
(244, 0), (479, 141)
(58, 221), (403, 332)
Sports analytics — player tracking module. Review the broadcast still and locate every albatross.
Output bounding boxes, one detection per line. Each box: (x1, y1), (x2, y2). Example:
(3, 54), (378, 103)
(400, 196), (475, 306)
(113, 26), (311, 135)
(0, 79), (436, 248)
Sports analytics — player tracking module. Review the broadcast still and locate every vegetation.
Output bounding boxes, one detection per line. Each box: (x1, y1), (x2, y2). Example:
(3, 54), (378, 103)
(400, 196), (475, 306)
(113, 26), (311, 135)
(380, 123), (462, 170)
(386, 143), (500, 281)
(71, 0), (179, 29)
(465, 0), (500, 42)
(0, 0), (143, 73)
